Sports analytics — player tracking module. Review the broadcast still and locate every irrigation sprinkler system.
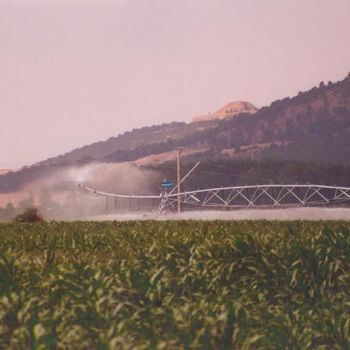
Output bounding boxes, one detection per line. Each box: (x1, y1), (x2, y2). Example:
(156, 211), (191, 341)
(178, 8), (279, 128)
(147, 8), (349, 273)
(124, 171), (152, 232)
(78, 149), (350, 216)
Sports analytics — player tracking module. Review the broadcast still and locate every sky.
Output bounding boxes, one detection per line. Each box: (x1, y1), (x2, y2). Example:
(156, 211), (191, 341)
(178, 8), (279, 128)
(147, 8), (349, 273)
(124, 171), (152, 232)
(1, 0), (350, 167)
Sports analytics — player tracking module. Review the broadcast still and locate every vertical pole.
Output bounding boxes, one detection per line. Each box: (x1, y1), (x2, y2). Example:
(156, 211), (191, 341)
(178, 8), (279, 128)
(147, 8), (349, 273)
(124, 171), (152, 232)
(176, 147), (184, 213)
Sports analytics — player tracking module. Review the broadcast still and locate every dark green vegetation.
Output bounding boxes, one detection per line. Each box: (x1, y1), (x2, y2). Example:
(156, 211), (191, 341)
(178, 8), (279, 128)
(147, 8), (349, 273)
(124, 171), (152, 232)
(1, 221), (350, 349)
(13, 207), (45, 223)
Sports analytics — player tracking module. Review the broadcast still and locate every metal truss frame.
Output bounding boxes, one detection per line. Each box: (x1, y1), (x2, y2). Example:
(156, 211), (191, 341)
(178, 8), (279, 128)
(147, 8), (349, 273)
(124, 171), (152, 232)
(171, 185), (350, 210)
(79, 184), (350, 214)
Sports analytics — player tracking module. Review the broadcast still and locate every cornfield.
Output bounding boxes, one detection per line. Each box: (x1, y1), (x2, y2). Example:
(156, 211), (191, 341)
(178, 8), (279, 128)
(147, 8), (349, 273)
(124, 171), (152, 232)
(0, 220), (350, 349)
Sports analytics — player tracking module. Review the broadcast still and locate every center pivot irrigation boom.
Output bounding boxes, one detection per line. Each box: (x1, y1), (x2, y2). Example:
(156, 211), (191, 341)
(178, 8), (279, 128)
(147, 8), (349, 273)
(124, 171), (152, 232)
(78, 151), (350, 216)
(78, 161), (201, 216)
(78, 183), (350, 214)
(79, 175), (350, 217)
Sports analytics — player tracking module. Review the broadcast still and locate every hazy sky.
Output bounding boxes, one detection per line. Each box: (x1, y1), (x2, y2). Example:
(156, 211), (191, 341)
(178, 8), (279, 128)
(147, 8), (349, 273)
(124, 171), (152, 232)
(1, 0), (350, 167)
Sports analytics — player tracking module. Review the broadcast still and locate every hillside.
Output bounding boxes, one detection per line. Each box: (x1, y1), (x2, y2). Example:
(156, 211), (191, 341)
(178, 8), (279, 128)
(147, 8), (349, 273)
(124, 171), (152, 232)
(38, 120), (218, 166)
(1, 72), (350, 194)
(46, 72), (350, 166)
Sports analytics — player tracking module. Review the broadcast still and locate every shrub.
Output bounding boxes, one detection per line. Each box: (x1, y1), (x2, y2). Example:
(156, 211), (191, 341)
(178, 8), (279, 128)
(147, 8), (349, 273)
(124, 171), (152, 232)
(13, 207), (45, 223)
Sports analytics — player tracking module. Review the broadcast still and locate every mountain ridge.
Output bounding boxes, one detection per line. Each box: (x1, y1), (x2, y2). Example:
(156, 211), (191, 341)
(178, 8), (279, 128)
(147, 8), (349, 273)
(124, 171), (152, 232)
(1, 71), (350, 193)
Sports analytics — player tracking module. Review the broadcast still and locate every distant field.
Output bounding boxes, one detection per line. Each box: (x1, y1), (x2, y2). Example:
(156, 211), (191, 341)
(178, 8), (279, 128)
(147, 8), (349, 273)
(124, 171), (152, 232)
(0, 221), (350, 349)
